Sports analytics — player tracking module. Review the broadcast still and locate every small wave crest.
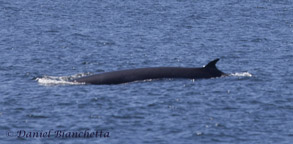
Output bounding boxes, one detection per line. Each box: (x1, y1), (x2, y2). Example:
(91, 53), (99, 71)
(230, 72), (252, 77)
(36, 73), (90, 86)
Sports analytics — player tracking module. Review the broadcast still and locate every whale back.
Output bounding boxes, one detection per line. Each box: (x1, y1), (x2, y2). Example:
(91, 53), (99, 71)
(73, 59), (226, 84)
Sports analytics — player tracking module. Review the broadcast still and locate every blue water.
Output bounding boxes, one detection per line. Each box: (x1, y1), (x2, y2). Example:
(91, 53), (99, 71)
(1, 0), (293, 143)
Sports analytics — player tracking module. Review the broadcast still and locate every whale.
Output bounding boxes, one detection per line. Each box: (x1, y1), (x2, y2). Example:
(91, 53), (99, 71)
(72, 59), (226, 85)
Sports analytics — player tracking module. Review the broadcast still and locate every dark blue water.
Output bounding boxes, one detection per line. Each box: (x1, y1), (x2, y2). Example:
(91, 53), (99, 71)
(1, 0), (293, 143)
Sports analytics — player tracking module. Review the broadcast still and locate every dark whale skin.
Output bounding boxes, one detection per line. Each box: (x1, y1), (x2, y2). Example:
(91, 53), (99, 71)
(73, 59), (225, 85)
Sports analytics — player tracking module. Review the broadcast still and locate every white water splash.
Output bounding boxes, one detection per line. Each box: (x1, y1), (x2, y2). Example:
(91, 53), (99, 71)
(36, 74), (88, 86)
(230, 72), (252, 77)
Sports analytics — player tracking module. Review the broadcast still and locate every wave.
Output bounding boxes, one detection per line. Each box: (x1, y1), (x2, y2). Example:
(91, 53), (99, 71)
(230, 72), (252, 77)
(36, 73), (90, 86)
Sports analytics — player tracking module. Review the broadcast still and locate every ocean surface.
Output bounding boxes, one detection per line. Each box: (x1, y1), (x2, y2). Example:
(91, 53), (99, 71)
(0, 0), (292, 143)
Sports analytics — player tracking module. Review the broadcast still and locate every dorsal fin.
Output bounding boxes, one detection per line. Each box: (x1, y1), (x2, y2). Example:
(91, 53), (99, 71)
(204, 58), (220, 69)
